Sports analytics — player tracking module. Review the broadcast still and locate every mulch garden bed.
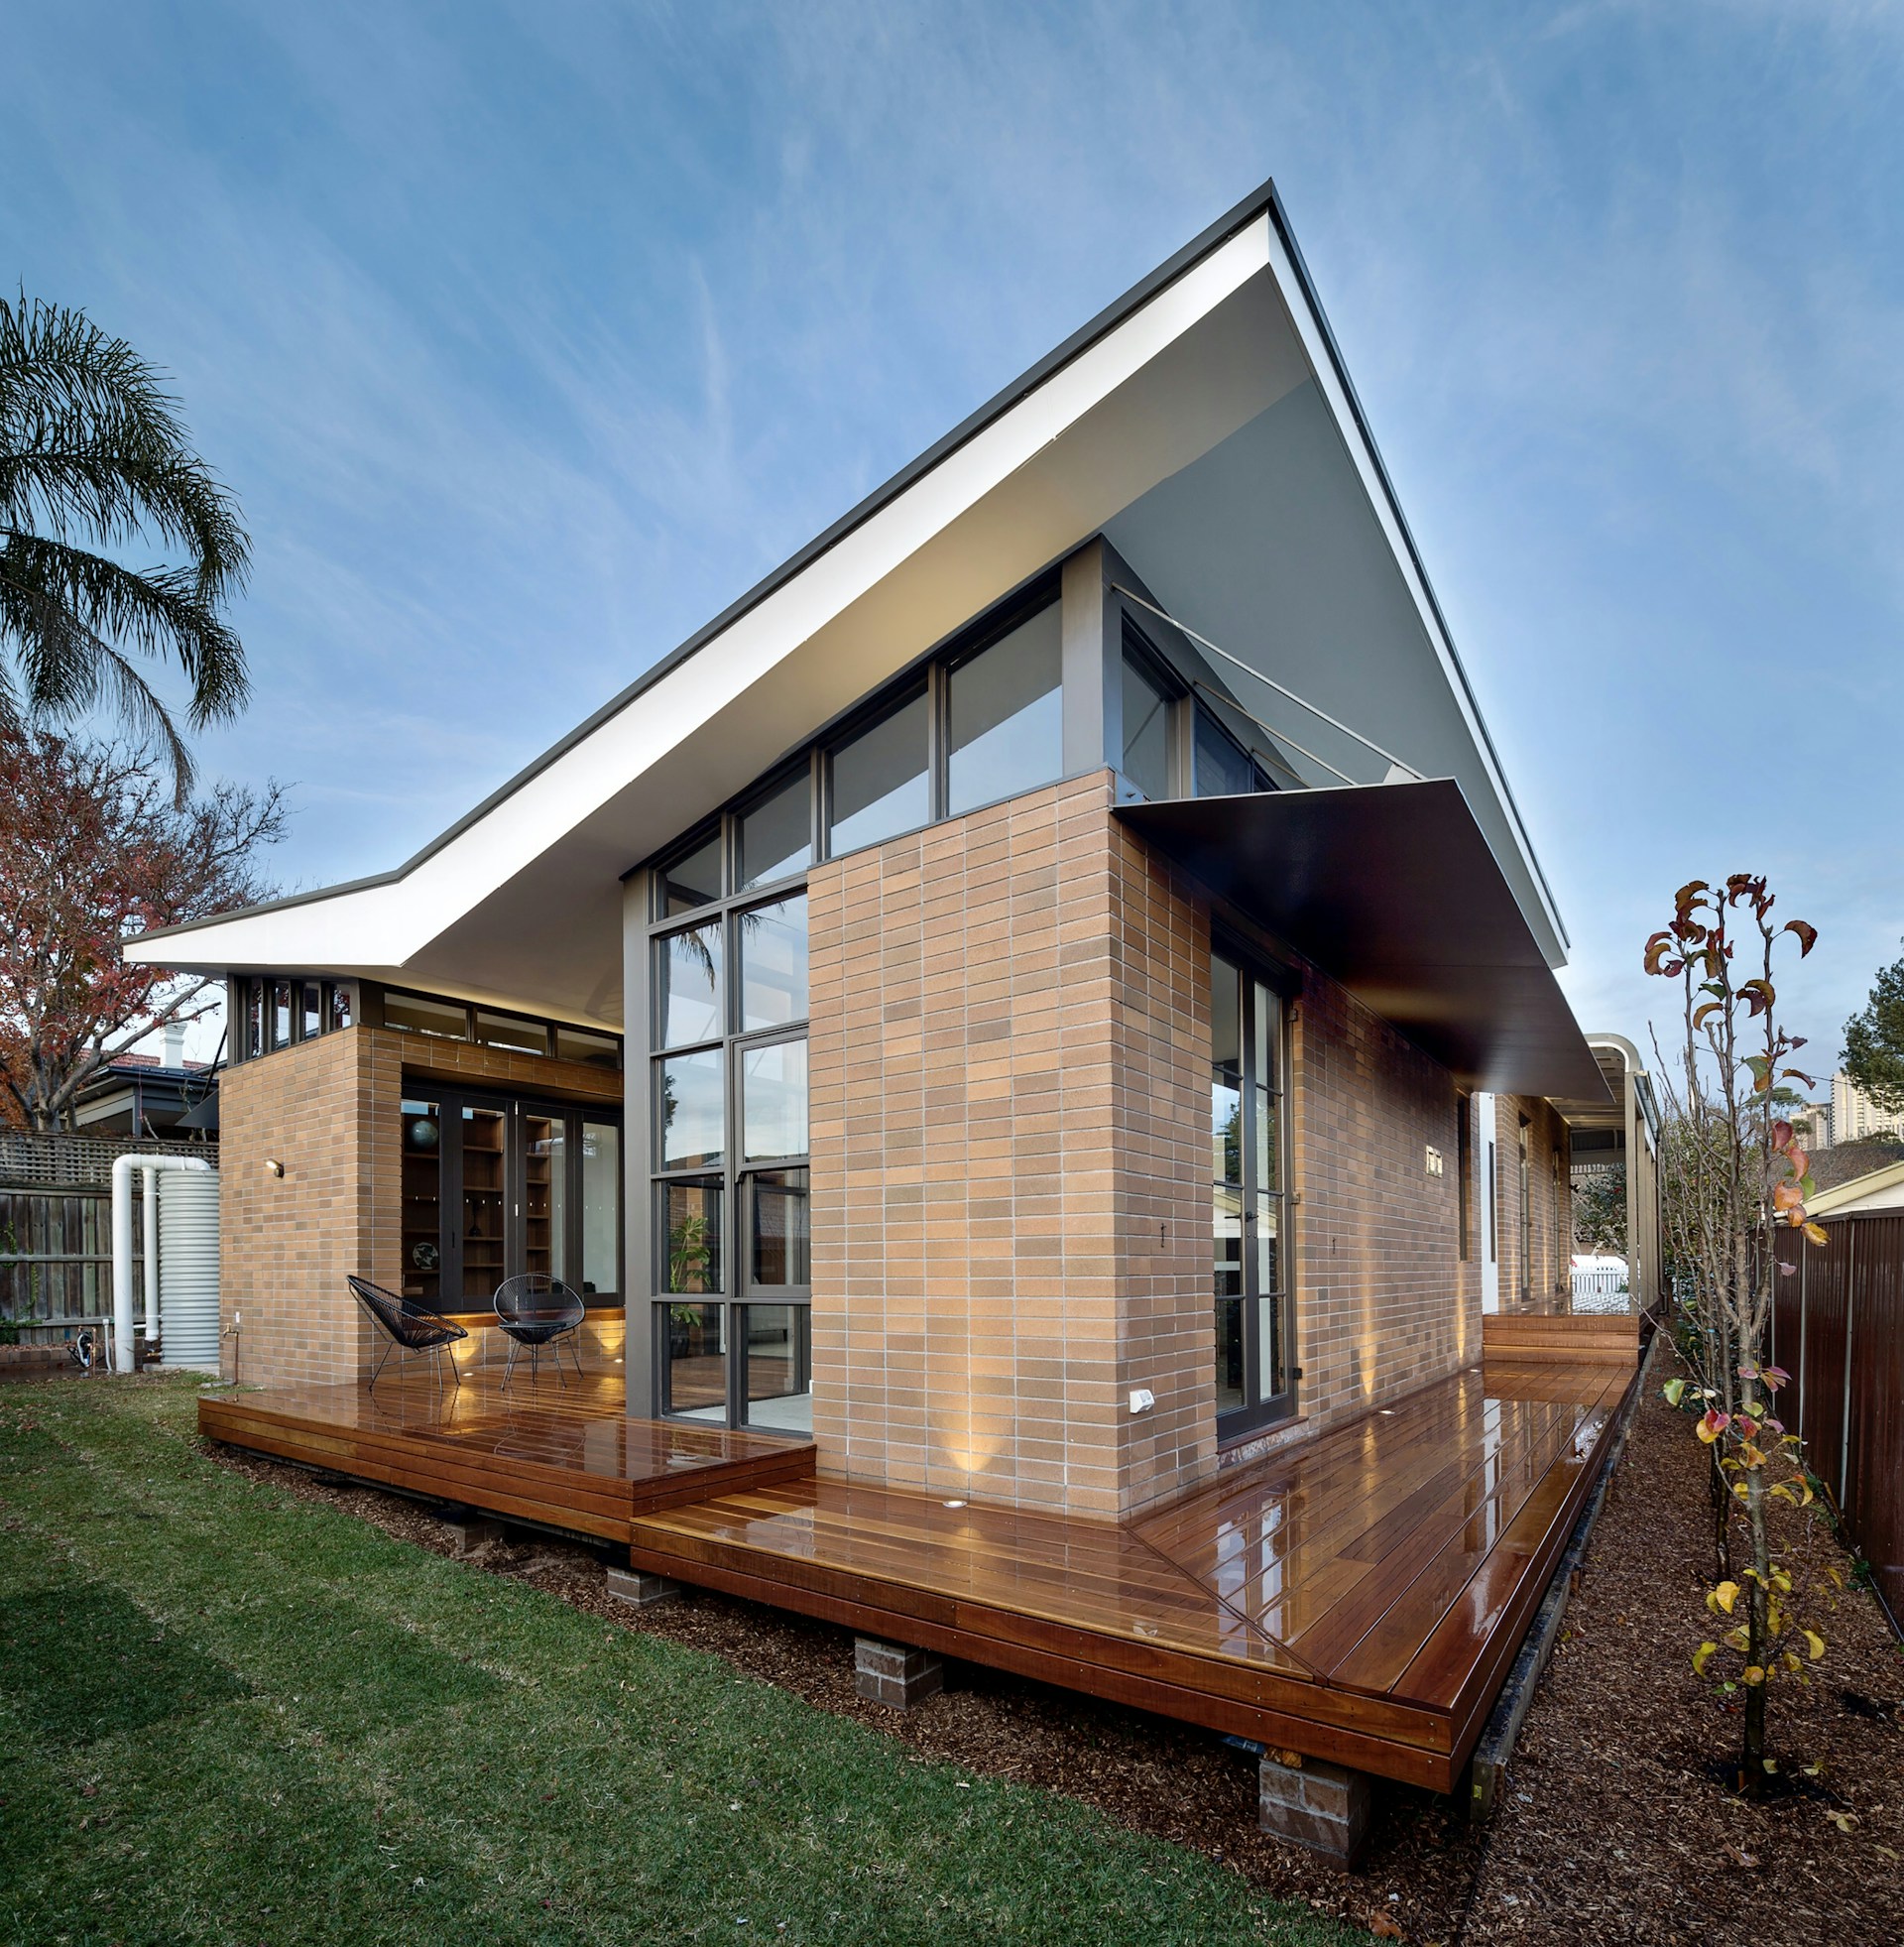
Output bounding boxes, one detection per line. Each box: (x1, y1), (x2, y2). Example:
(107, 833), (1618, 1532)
(206, 1374), (1903, 1946)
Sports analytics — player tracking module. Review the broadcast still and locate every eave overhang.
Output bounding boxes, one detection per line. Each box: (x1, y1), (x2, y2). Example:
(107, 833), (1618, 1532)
(1116, 781), (1608, 1103)
(125, 180), (1570, 1024)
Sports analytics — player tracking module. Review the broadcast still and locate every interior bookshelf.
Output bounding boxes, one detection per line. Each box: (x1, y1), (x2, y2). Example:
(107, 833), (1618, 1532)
(459, 1107), (507, 1302)
(400, 1101), (442, 1302)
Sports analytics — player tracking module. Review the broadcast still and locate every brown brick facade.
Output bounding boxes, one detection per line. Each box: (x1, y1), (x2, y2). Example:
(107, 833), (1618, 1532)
(807, 773), (1214, 1520)
(1286, 971), (1480, 1435)
(216, 1028), (620, 1387)
(805, 769), (1548, 1521)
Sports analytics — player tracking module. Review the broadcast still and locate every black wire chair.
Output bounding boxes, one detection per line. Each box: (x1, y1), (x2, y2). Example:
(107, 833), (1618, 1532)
(493, 1275), (586, 1390)
(347, 1276), (468, 1397)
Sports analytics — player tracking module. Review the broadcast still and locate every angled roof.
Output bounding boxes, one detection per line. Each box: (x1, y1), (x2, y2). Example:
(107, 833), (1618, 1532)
(127, 180), (1568, 1027)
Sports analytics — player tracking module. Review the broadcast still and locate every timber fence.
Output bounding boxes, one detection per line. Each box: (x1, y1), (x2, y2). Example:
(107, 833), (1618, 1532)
(1770, 1212), (1904, 1635)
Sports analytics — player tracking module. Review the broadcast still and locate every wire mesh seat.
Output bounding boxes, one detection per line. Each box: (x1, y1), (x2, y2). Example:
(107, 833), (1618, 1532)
(493, 1275), (586, 1390)
(347, 1276), (468, 1396)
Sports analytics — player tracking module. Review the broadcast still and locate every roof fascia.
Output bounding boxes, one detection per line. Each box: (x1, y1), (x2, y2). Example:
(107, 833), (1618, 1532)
(129, 181), (1291, 960)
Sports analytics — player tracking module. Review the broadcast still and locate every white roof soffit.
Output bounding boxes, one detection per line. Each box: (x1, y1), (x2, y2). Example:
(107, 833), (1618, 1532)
(127, 181), (1564, 1019)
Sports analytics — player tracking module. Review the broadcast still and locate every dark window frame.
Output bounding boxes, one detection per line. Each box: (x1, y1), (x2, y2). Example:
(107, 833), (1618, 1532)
(1211, 931), (1296, 1443)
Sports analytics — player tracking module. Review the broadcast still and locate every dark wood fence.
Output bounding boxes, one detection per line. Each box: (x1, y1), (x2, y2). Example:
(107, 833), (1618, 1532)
(1771, 1212), (1904, 1634)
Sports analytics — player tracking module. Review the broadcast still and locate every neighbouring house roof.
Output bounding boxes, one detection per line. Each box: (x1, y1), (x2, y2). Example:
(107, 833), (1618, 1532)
(1808, 1156), (1904, 1218)
(1809, 1140), (1904, 1208)
(124, 180), (1572, 1031)
(85, 1052), (213, 1076)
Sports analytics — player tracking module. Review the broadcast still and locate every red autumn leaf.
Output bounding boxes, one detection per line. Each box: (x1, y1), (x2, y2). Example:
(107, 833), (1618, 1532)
(1783, 918), (1818, 957)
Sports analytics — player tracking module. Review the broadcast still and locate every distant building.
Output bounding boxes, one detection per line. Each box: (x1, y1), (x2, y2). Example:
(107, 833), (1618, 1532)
(71, 1026), (218, 1138)
(1793, 1100), (1833, 1153)
(1832, 1070), (1904, 1145)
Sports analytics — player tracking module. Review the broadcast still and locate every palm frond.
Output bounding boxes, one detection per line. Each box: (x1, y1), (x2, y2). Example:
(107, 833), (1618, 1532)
(0, 533), (248, 724)
(0, 292), (252, 770)
(0, 542), (194, 797)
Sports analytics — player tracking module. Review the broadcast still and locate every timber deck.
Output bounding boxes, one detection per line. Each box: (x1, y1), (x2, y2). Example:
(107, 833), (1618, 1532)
(201, 1345), (1638, 1793)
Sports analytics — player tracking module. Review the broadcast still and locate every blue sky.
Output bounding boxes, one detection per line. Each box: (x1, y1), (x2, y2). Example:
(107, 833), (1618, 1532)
(6, 1), (1901, 1076)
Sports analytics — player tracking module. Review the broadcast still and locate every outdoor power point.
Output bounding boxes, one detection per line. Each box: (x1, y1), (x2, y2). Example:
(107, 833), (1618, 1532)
(1129, 1388), (1155, 1414)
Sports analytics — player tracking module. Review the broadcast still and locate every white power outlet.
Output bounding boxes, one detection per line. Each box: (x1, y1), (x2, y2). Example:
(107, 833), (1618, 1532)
(1129, 1388), (1155, 1414)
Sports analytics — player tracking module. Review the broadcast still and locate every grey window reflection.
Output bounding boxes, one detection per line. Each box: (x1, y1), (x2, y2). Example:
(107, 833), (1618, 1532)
(947, 605), (1062, 815)
(657, 922), (723, 1047)
(1122, 653), (1171, 799)
(829, 692), (929, 856)
(1194, 708), (1271, 798)
(662, 830), (723, 914)
(657, 1047), (723, 1168)
(739, 897), (808, 1033)
(742, 1039), (807, 1161)
(739, 774), (812, 890)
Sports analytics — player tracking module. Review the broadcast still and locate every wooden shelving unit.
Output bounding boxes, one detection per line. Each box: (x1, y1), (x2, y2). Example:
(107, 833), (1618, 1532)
(400, 1106), (442, 1302)
(459, 1109), (507, 1303)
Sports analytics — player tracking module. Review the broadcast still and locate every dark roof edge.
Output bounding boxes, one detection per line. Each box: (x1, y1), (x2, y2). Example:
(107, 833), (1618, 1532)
(1255, 188), (1567, 951)
(138, 179), (1290, 948)
(141, 177), (1565, 959)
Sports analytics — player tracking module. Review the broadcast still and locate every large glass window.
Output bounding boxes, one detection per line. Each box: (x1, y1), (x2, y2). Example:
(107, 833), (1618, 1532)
(399, 1091), (622, 1313)
(1194, 706), (1270, 798)
(1122, 651), (1172, 799)
(582, 1122), (619, 1297)
(657, 921), (724, 1046)
(651, 853), (810, 1432)
(739, 774), (812, 891)
(829, 690), (929, 857)
(947, 604), (1063, 815)
(1212, 948), (1292, 1436)
(662, 829), (724, 915)
(742, 1039), (807, 1161)
(657, 1048), (723, 1169)
(739, 897), (808, 1032)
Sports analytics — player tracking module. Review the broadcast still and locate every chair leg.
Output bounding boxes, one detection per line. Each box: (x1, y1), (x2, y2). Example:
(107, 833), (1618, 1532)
(502, 1336), (519, 1393)
(567, 1333), (585, 1381)
(369, 1337), (396, 1396)
(448, 1345), (463, 1391)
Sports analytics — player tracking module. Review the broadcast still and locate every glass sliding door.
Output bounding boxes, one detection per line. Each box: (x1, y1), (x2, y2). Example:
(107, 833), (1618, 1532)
(1211, 949), (1293, 1437)
(397, 1086), (620, 1314)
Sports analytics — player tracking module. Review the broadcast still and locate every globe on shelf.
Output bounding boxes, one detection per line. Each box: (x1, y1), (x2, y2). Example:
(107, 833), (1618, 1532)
(408, 1118), (439, 1151)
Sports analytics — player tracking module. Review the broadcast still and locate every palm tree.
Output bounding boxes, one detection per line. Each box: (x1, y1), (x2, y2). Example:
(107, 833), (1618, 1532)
(0, 294), (250, 798)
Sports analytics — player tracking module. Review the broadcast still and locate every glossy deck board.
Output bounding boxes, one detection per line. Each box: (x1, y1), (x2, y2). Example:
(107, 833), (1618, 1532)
(200, 1349), (1636, 1791)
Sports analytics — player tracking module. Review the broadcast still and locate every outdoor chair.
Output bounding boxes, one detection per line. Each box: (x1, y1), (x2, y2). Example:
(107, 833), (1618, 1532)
(347, 1276), (468, 1397)
(493, 1274), (586, 1390)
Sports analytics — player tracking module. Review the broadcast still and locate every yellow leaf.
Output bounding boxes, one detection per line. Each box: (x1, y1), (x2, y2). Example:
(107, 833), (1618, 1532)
(1713, 1580), (1740, 1616)
(1693, 1641), (1718, 1676)
(1804, 1629), (1826, 1661)
(1742, 1665), (1767, 1686)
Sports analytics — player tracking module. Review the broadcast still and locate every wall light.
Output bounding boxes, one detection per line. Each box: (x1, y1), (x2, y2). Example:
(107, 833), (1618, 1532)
(263, 1158), (285, 1177)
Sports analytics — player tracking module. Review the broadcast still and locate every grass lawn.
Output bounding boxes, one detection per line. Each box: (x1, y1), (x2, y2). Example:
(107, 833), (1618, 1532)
(0, 1377), (1362, 1947)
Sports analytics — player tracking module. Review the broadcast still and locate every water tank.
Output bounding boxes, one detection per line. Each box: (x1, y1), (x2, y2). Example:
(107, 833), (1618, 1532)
(159, 1169), (221, 1367)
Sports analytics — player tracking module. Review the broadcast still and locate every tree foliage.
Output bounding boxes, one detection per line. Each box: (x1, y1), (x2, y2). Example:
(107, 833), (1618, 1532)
(0, 726), (285, 1130)
(1572, 1163), (1626, 1255)
(0, 294), (250, 801)
(1842, 940), (1904, 1118)
(1644, 875), (1840, 1794)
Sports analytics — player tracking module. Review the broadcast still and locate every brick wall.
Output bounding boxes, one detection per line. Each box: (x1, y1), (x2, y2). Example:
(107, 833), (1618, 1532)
(807, 772), (1214, 1520)
(1286, 971), (1479, 1435)
(217, 1028), (620, 1388)
(806, 769), (1520, 1519)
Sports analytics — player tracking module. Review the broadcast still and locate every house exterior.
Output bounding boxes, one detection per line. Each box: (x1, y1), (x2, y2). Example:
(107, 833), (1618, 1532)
(127, 182), (1607, 1529)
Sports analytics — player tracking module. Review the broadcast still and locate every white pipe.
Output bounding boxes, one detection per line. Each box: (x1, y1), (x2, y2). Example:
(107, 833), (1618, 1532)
(143, 1165), (160, 1342)
(112, 1154), (212, 1374)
